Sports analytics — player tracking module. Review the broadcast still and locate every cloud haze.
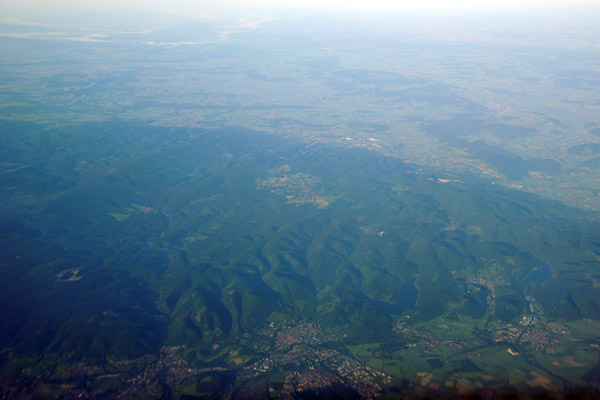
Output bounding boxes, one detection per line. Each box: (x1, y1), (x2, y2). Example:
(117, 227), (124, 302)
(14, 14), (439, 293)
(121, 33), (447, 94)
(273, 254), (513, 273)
(1, 0), (598, 30)
(4, 0), (600, 13)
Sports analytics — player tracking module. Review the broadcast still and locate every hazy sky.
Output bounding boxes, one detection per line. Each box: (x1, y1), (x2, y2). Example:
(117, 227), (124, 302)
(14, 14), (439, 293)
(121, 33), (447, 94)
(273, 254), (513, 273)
(3, 0), (600, 13)
(1, 0), (598, 27)
(237, 0), (598, 10)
